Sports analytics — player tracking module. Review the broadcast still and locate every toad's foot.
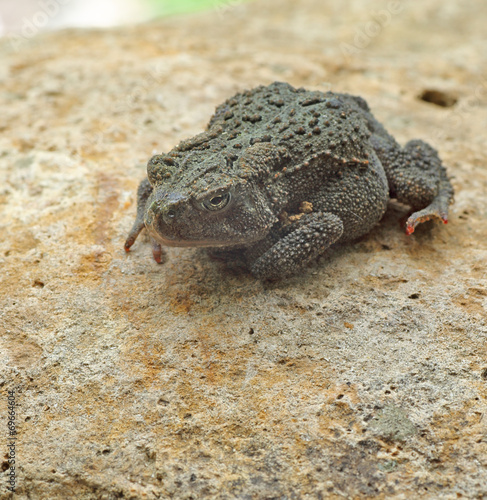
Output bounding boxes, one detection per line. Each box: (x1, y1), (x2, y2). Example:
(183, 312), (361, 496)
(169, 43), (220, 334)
(406, 177), (452, 235)
(125, 225), (166, 264)
(151, 240), (165, 264)
(124, 219), (145, 252)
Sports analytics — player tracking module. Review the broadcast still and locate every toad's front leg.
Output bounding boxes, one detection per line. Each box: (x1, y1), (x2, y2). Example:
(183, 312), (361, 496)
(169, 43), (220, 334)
(124, 177), (165, 263)
(249, 212), (343, 280)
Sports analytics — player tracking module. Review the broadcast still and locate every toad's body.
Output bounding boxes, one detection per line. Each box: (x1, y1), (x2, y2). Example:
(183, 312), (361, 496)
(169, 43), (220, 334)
(125, 82), (453, 279)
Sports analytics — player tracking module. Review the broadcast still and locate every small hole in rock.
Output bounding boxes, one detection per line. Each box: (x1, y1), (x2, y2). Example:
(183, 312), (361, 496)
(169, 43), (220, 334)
(33, 280), (44, 288)
(419, 89), (457, 107)
(480, 368), (487, 380)
(408, 293), (420, 299)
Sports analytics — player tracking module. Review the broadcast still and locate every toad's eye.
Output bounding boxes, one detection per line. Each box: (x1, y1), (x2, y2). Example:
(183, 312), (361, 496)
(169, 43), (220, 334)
(202, 193), (231, 211)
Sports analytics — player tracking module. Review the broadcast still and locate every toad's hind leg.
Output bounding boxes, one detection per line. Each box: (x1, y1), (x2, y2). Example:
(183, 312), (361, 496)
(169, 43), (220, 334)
(373, 138), (454, 234)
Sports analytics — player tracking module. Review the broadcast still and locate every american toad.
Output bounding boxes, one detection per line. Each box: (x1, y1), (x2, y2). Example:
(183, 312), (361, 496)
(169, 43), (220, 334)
(125, 82), (453, 279)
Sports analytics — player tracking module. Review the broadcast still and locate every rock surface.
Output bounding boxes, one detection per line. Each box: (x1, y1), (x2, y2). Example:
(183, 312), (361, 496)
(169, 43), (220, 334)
(1, 0), (486, 498)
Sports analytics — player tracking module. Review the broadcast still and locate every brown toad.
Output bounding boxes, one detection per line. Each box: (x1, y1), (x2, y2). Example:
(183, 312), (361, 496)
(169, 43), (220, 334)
(125, 82), (453, 279)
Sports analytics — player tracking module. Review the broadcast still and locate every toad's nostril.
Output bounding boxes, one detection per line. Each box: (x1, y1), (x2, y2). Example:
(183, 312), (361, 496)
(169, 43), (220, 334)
(162, 206), (179, 224)
(160, 205), (180, 225)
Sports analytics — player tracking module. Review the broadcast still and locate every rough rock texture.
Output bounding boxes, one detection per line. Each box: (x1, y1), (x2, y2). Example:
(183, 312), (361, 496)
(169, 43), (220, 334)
(1, 1), (486, 498)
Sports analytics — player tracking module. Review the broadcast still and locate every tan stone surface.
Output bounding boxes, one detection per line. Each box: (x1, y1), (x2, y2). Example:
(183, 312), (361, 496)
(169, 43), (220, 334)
(1, 1), (486, 498)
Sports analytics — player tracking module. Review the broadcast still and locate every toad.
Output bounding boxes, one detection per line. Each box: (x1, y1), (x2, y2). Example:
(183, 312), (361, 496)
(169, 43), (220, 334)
(125, 82), (453, 279)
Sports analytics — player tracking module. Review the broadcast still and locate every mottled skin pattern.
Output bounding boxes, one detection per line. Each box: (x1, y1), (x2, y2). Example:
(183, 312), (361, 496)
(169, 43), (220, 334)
(125, 82), (453, 280)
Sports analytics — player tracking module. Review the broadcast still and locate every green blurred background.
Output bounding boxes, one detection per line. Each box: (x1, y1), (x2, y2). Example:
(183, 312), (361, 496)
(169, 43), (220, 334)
(148, 0), (249, 17)
(0, 0), (253, 35)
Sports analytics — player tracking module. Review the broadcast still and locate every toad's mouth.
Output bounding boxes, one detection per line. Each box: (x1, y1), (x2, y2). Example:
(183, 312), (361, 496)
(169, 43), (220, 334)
(155, 237), (235, 248)
(149, 231), (250, 249)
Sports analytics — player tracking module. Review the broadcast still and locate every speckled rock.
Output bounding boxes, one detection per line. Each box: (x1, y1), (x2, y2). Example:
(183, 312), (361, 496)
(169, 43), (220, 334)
(0, 0), (486, 498)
